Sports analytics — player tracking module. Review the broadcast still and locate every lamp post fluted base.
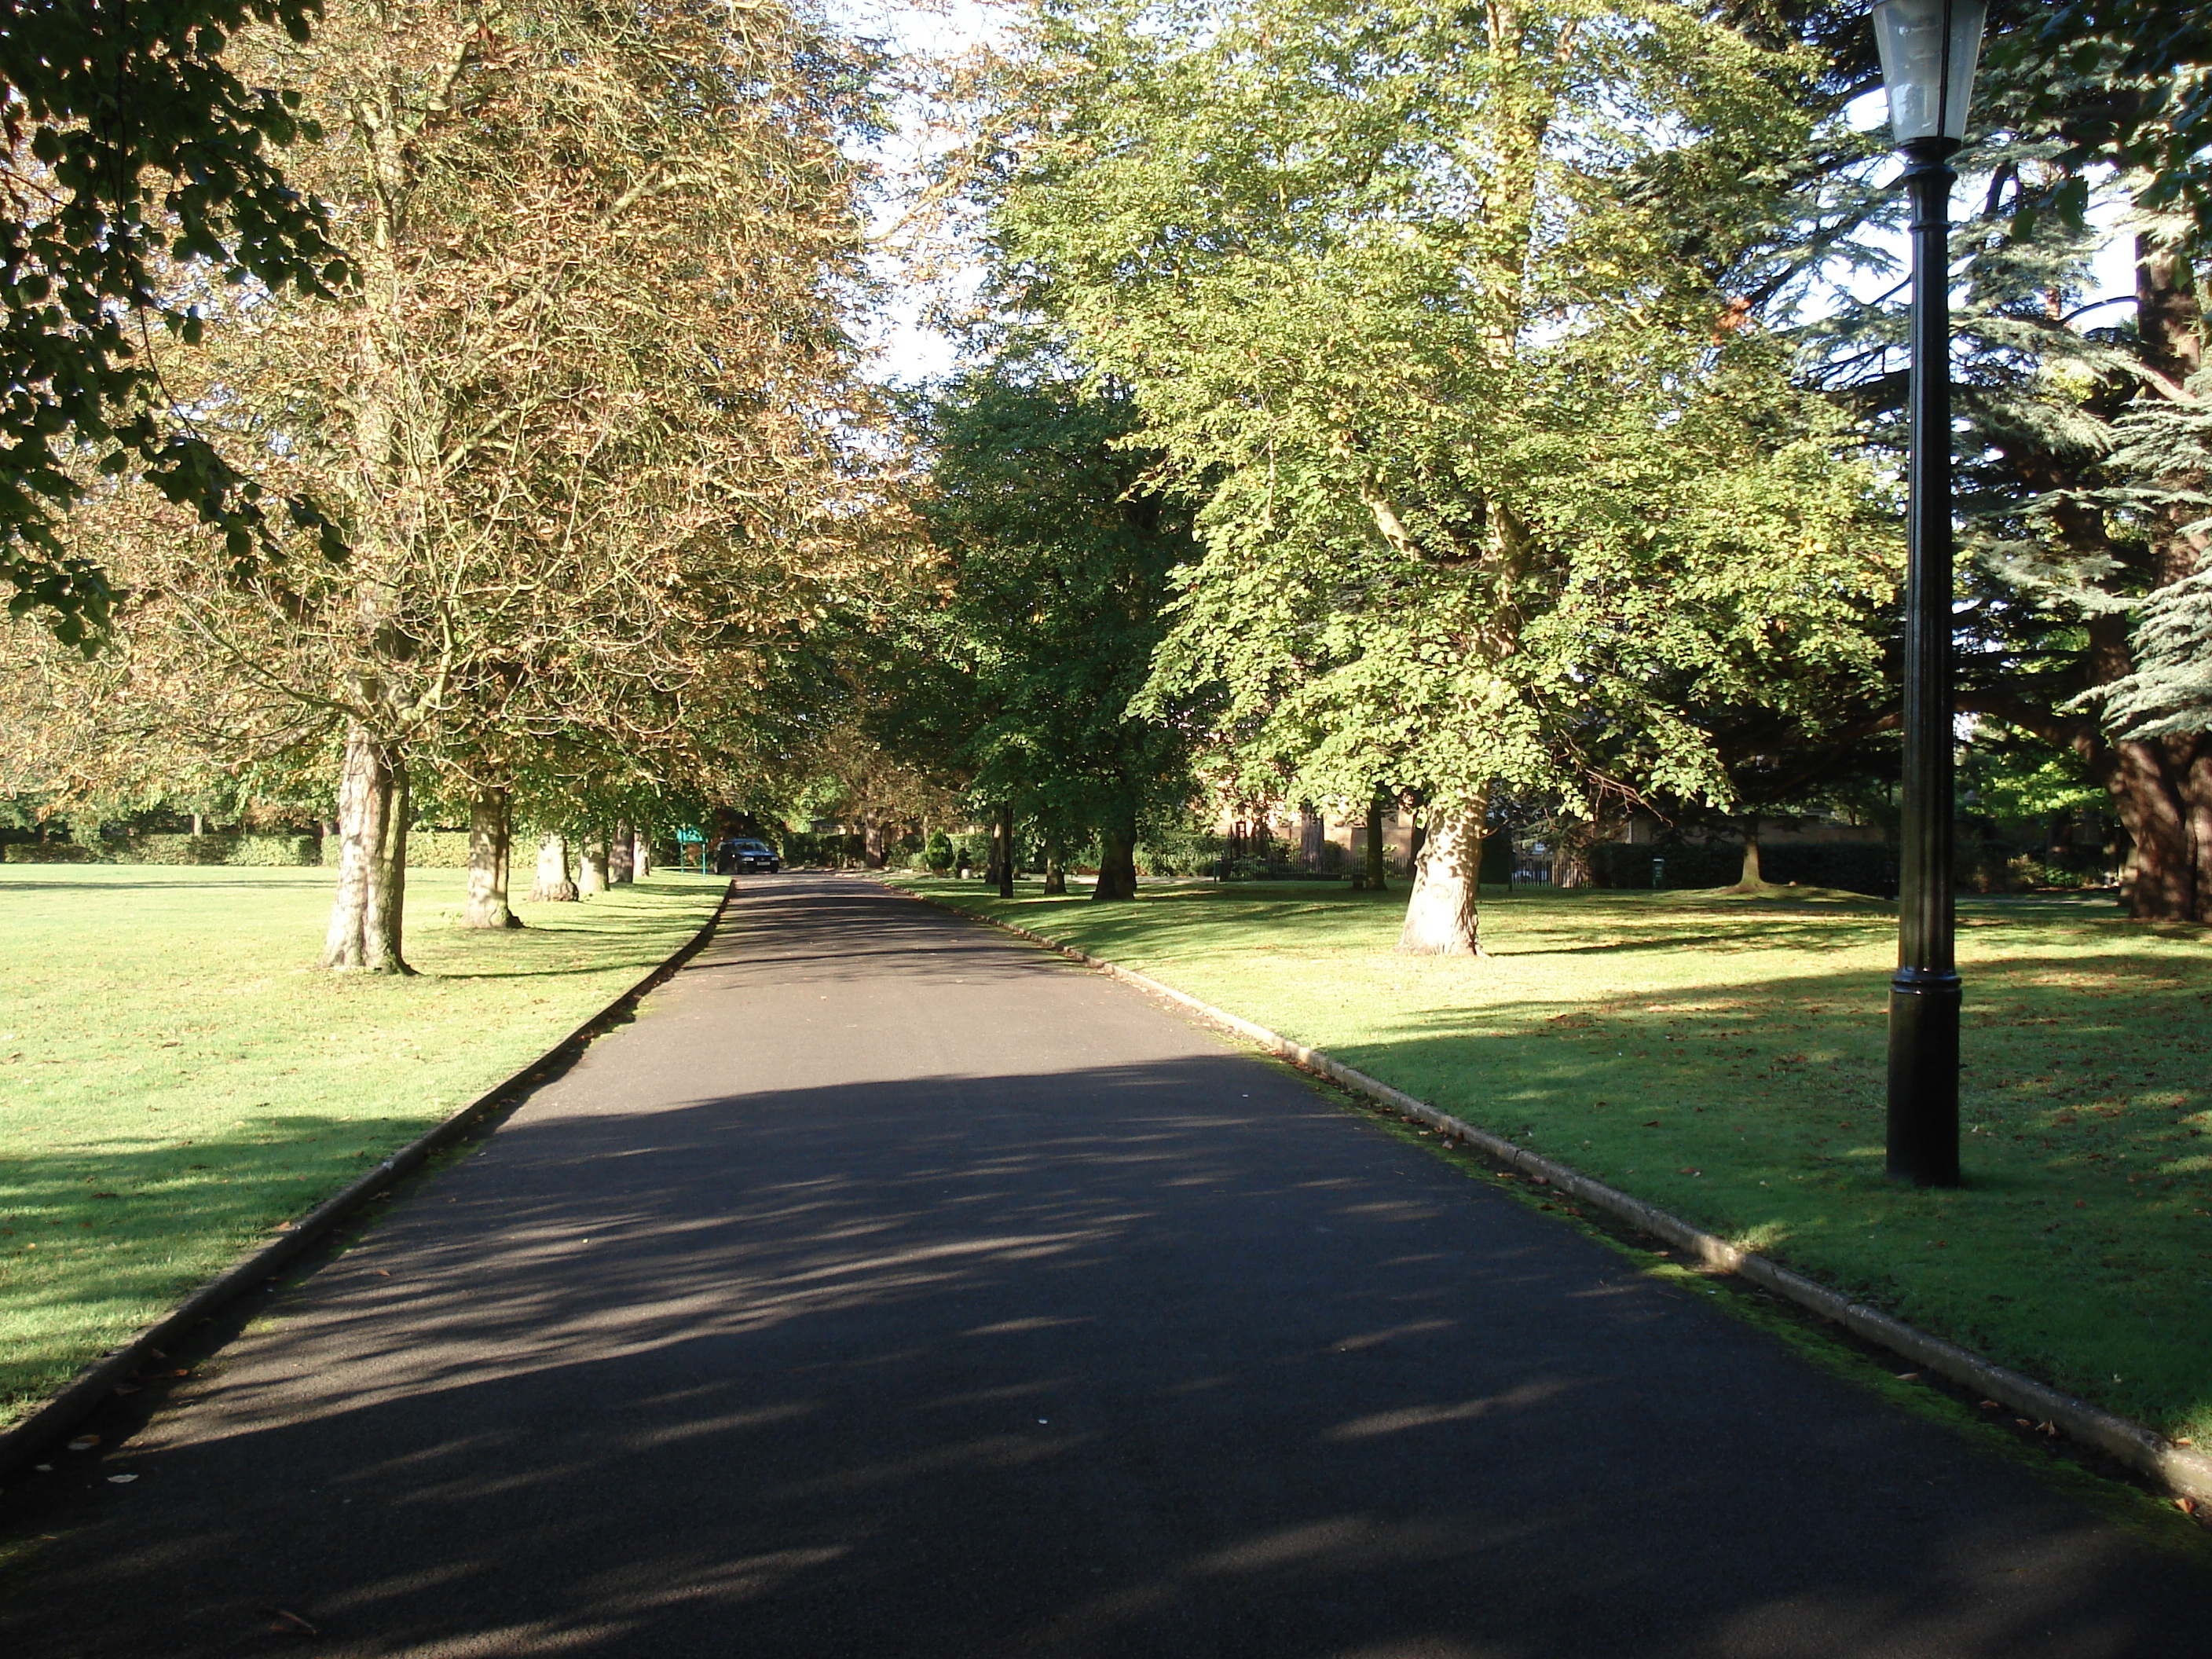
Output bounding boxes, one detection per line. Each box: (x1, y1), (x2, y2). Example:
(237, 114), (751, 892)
(1886, 968), (1961, 1185)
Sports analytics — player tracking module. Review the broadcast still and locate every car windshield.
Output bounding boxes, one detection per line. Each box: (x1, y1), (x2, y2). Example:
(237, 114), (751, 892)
(736, 840), (771, 851)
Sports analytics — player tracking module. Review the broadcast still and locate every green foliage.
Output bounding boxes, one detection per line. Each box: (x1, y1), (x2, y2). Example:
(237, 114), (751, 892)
(0, 841), (99, 865)
(0, 0), (351, 645)
(994, 0), (1899, 826)
(871, 350), (1199, 861)
(922, 830), (955, 872)
(2005, 2), (2212, 251)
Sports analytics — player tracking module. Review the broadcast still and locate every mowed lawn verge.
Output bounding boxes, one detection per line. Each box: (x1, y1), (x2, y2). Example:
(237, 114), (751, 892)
(0, 866), (728, 1430)
(896, 876), (2212, 1445)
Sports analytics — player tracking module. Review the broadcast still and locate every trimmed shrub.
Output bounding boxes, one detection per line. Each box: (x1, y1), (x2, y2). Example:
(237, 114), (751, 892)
(1590, 840), (1745, 891)
(405, 830), (472, 869)
(229, 834), (322, 867)
(1, 840), (100, 863)
(922, 830), (954, 872)
(322, 829), (468, 868)
(129, 833), (241, 866)
(780, 831), (866, 868)
(1136, 826), (1223, 877)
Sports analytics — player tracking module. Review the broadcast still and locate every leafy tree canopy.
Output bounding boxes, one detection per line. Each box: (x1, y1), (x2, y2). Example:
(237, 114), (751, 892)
(0, 0), (351, 646)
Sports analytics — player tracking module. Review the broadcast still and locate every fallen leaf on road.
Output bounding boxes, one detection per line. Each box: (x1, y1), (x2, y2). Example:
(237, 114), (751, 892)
(262, 1606), (320, 1636)
(67, 1436), (98, 1451)
(106, 1474), (137, 1484)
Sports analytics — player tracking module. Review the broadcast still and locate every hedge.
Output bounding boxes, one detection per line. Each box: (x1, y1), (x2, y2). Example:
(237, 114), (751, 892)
(2, 833), (322, 867)
(0, 841), (100, 864)
(1588, 837), (2121, 898)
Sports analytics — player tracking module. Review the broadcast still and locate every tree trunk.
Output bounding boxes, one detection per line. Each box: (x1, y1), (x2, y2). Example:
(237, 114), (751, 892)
(1737, 815), (1764, 888)
(2188, 742), (2212, 924)
(995, 803), (1016, 899)
(531, 833), (578, 903)
(1364, 794), (1388, 892)
(577, 831), (610, 898)
(632, 831), (651, 881)
(2104, 737), (2202, 921)
(1043, 856), (1067, 895)
(320, 723), (412, 973)
(1093, 800), (1139, 903)
(862, 816), (887, 870)
(463, 786), (521, 929)
(610, 823), (634, 884)
(1397, 799), (1486, 955)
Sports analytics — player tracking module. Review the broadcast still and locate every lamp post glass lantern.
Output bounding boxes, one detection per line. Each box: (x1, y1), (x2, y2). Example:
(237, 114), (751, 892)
(1873, 0), (1983, 1188)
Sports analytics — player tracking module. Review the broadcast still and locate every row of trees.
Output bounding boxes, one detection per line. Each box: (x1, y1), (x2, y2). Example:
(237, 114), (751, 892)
(4, 0), (2207, 958)
(835, 0), (2209, 949)
(3, 0), (892, 969)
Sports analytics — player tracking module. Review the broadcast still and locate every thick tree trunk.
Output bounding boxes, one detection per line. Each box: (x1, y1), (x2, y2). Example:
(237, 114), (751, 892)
(632, 832), (651, 881)
(995, 803), (1016, 899)
(610, 824), (634, 884)
(321, 723), (412, 973)
(577, 832), (610, 898)
(2188, 743), (2212, 924)
(2109, 235), (2209, 921)
(463, 786), (521, 929)
(1397, 800), (1486, 955)
(863, 816), (887, 870)
(531, 833), (578, 903)
(1093, 800), (1139, 903)
(2105, 737), (2203, 921)
(1043, 857), (1067, 895)
(1364, 795), (1387, 892)
(1737, 815), (1764, 888)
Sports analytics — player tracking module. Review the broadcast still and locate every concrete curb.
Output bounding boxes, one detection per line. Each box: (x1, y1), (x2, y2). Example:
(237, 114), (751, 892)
(888, 880), (2212, 1512)
(0, 879), (737, 1482)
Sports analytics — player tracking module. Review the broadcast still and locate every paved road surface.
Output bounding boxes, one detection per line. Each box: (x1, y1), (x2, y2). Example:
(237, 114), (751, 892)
(3, 874), (2207, 1657)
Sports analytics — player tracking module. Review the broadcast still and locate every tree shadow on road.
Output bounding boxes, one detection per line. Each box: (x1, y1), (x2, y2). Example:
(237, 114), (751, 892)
(4, 1052), (2206, 1658)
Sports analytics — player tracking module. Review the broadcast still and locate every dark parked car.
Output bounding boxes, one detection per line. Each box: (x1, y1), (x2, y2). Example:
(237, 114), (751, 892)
(716, 837), (782, 874)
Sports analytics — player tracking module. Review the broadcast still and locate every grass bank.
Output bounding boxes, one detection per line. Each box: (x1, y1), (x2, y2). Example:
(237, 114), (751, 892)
(0, 866), (727, 1429)
(895, 876), (2212, 1445)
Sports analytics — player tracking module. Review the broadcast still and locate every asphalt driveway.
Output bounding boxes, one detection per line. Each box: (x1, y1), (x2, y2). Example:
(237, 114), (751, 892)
(2, 873), (2207, 1657)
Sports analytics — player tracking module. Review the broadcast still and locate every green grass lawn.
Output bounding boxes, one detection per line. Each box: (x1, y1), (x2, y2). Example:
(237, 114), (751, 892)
(898, 876), (2212, 1445)
(0, 866), (727, 1430)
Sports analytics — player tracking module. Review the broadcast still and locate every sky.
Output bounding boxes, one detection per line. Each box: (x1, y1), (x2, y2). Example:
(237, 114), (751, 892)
(840, 7), (2143, 390)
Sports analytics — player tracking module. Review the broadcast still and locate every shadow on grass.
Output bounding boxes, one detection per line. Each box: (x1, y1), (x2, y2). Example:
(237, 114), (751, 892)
(5, 1040), (2210, 1656)
(0, 1112), (436, 1419)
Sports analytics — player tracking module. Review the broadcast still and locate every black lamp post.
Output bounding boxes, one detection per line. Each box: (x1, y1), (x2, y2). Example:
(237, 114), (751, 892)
(1873, 0), (1984, 1188)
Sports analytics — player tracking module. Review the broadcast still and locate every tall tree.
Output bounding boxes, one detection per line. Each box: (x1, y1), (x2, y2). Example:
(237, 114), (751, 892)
(1793, 4), (2212, 921)
(12, 0), (885, 966)
(987, 0), (1899, 950)
(872, 353), (1198, 901)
